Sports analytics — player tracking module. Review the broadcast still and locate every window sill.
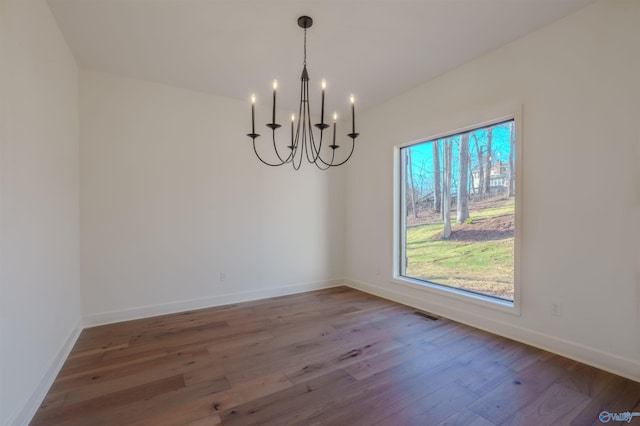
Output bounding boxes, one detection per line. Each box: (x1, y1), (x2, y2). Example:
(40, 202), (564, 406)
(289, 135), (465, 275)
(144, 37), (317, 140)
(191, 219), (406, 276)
(392, 275), (521, 317)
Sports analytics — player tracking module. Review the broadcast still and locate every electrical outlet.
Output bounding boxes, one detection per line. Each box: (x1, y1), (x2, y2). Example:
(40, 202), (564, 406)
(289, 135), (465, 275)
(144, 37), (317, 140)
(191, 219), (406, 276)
(220, 272), (226, 282)
(551, 303), (562, 316)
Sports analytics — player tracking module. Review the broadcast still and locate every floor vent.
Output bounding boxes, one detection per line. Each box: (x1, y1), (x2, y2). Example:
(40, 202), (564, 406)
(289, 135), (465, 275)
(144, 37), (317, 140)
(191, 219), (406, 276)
(414, 311), (440, 321)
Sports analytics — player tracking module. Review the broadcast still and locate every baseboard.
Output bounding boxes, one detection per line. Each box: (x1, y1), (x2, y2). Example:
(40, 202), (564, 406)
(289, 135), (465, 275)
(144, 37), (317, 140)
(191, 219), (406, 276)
(8, 320), (82, 426)
(83, 279), (344, 327)
(344, 278), (640, 383)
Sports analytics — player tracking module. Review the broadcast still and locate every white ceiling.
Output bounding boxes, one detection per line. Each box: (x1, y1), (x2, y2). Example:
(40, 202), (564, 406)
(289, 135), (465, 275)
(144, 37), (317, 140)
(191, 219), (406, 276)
(47, 0), (597, 116)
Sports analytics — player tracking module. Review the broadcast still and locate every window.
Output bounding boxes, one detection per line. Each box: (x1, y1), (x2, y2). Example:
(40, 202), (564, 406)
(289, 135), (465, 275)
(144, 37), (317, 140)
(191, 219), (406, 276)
(397, 118), (518, 308)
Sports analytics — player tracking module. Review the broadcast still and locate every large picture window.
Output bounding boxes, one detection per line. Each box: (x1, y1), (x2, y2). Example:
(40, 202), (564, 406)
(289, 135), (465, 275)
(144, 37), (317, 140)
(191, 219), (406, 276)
(398, 119), (517, 304)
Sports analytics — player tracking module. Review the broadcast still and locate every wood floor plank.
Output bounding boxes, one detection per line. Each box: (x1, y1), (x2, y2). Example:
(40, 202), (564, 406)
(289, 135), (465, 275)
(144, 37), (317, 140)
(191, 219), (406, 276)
(223, 322), (386, 385)
(570, 375), (640, 426)
(283, 336), (403, 384)
(49, 346), (206, 395)
(31, 286), (639, 426)
(344, 345), (427, 381)
(47, 346), (208, 403)
(374, 381), (478, 425)
(467, 359), (569, 424)
(437, 408), (498, 426)
(561, 358), (623, 397)
(218, 369), (358, 425)
(454, 359), (512, 397)
(65, 376), (230, 426)
(184, 415), (222, 426)
(283, 344), (492, 426)
(55, 348), (168, 383)
(203, 372), (293, 414)
(502, 382), (591, 426)
(31, 375), (185, 426)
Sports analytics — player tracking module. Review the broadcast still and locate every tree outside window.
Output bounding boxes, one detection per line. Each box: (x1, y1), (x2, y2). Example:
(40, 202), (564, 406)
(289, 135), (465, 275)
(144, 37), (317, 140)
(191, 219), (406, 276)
(400, 119), (516, 301)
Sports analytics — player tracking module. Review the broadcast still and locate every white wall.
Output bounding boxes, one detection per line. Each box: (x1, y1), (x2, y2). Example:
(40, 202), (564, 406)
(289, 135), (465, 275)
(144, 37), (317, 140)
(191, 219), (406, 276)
(0, 0), (81, 424)
(80, 70), (345, 325)
(345, 0), (640, 380)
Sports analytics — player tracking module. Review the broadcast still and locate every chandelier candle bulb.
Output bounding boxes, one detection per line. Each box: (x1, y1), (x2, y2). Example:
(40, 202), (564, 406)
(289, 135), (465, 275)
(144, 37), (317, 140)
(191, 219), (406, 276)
(321, 79), (326, 124)
(251, 94), (256, 134)
(272, 80), (278, 124)
(333, 112), (337, 143)
(291, 114), (295, 142)
(350, 95), (355, 134)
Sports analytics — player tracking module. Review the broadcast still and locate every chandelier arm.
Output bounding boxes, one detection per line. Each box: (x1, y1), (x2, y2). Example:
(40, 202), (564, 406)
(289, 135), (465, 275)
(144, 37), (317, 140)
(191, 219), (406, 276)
(308, 131), (326, 165)
(252, 139), (288, 167)
(306, 120), (329, 170)
(326, 137), (357, 167)
(308, 134), (323, 164)
(304, 86), (327, 165)
(312, 146), (333, 170)
(292, 123), (304, 170)
(305, 113), (321, 165)
(289, 128), (300, 168)
(292, 76), (306, 169)
(271, 128), (294, 164)
(327, 149), (337, 169)
(311, 132), (339, 167)
(314, 151), (335, 167)
(302, 79), (320, 165)
(312, 130), (357, 167)
(307, 120), (324, 164)
(293, 152), (303, 170)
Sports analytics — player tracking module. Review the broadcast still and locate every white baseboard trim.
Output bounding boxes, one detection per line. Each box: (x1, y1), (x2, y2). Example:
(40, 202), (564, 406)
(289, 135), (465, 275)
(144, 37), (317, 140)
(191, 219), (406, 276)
(8, 320), (82, 426)
(344, 278), (640, 383)
(83, 279), (344, 327)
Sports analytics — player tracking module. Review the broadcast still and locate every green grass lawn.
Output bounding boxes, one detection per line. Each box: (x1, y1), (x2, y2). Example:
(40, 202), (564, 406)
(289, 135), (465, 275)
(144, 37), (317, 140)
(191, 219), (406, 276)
(405, 198), (514, 300)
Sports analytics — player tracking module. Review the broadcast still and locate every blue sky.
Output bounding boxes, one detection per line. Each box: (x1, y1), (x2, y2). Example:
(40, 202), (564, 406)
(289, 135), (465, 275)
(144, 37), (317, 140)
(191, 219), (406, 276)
(407, 121), (513, 189)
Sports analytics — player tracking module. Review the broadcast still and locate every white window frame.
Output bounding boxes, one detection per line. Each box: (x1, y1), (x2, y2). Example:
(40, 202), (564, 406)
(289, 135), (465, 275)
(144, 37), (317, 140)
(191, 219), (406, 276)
(392, 104), (523, 316)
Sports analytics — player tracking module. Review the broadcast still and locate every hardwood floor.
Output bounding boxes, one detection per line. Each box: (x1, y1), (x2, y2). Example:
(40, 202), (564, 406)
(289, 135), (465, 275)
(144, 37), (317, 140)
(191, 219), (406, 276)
(32, 287), (639, 425)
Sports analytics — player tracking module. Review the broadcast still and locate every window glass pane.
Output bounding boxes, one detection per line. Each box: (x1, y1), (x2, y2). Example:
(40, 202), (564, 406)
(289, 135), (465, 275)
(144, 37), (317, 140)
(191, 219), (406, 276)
(400, 119), (516, 301)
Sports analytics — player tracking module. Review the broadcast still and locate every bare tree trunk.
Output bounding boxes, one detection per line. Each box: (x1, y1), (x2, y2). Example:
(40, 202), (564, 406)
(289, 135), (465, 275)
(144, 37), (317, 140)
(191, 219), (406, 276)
(432, 141), (441, 214)
(442, 138), (452, 239)
(484, 128), (493, 194)
(508, 121), (515, 198)
(469, 160), (475, 195)
(406, 149), (417, 219)
(472, 133), (484, 195)
(457, 133), (470, 223)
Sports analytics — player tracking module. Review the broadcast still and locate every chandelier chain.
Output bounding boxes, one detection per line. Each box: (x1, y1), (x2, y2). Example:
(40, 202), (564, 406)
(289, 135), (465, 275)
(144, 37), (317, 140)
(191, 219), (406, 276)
(303, 27), (307, 67)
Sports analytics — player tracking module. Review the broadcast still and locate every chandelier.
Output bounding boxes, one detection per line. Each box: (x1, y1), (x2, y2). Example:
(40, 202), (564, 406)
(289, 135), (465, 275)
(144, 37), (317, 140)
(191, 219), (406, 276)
(247, 16), (359, 170)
